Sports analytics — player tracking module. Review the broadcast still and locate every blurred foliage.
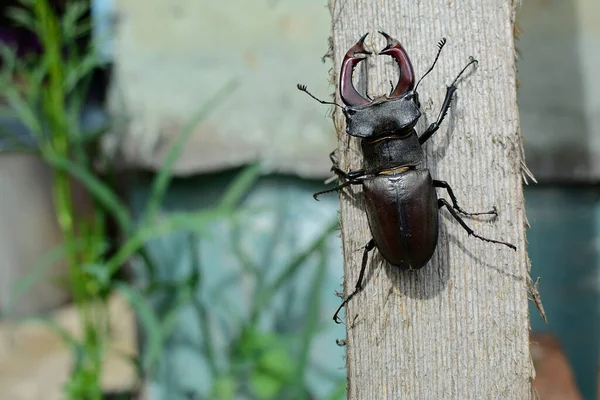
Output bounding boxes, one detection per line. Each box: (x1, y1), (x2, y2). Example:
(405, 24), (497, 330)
(0, 1), (345, 399)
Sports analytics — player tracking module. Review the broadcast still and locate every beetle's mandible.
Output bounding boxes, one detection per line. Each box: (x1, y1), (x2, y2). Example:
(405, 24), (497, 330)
(298, 32), (516, 324)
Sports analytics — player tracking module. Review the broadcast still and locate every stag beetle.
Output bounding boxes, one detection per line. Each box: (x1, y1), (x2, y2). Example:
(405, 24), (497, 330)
(298, 31), (516, 324)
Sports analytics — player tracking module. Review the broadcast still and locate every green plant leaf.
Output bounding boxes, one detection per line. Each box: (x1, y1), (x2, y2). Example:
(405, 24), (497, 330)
(44, 151), (132, 233)
(25, 315), (80, 351)
(325, 380), (347, 400)
(61, 1), (89, 42)
(250, 370), (281, 400)
(6, 6), (36, 30)
(5, 245), (65, 315)
(142, 78), (239, 225)
(105, 208), (230, 275)
(250, 218), (338, 321)
(295, 243), (327, 389)
(115, 282), (163, 373)
(0, 85), (43, 137)
(258, 346), (295, 382)
(211, 376), (236, 400)
(217, 164), (262, 210)
(64, 52), (101, 94)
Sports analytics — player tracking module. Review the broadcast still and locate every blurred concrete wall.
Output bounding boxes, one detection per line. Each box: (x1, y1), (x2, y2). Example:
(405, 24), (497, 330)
(106, 0), (336, 179)
(0, 155), (68, 317)
(517, 0), (600, 182)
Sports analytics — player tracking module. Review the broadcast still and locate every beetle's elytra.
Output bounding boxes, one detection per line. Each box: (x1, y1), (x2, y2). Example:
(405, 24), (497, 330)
(298, 31), (516, 323)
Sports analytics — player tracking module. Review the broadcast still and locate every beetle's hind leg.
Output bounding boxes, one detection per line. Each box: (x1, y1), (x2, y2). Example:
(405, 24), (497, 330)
(433, 180), (497, 216)
(333, 238), (376, 324)
(438, 199), (516, 250)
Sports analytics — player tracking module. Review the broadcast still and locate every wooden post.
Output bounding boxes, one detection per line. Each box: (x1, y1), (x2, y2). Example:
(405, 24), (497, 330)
(328, 1), (533, 398)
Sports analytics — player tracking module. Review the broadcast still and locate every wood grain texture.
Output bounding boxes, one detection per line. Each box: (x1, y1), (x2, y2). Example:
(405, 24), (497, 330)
(326, 0), (533, 398)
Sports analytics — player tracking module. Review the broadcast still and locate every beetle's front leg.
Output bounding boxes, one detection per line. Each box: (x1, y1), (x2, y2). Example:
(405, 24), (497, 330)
(314, 150), (367, 200)
(329, 150), (365, 181)
(419, 58), (478, 145)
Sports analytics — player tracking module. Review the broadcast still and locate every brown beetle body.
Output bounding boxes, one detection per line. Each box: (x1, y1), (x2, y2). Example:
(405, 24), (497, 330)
(299, 32), (516, 323)
(363, 168), (438, 270)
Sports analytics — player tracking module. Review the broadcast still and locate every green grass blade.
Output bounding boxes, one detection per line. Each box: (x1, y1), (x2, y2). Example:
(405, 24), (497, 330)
(114, 282), (163, 373)
(217, 164), (262, 210)
(143, 78), (239, 225)
(0, 84), (43, 137)
(250, 218), (338, 322)
(22, 315), (80, 350)
(4, 244), (66, 316)
(5, 6), (37, 31)
(105, 209), (231, 275)
(295, 243), (327, 386)
(44, 151), (132, 233)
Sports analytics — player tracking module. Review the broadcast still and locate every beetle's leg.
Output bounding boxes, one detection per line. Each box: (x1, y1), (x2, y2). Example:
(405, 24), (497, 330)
(433, 180), (497, 216)
(438, 199), (516, 250)
(328, 150), (366, 180)
(418, 58), (478, 145)
(313, 179), (363, 200)
(331, 166), (366, 181)
(329, 150), (338, 165)
(333, 238), (376, 324)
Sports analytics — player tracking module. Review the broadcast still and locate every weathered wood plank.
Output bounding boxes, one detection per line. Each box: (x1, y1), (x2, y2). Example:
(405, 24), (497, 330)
(327, 1), (533, 398)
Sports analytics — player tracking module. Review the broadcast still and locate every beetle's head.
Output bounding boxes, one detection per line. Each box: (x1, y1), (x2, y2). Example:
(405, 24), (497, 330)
(340, 31), (416, 108)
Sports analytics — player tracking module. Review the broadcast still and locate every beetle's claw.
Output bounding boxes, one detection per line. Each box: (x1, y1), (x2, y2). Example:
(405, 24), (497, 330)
(378, 30), (396, 51)
(340, 34), (372, 107)
(351, 32), (372, 56)
(378, 31), (415, 97)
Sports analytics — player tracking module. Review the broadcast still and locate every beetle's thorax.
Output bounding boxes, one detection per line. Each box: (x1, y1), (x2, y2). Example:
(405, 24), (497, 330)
(361, 130), (424, 172)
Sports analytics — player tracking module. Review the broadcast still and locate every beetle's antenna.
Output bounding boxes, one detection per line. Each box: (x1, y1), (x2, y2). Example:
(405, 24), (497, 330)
(414, 38), (447, 92)
(297, 84), (343, 108)
(451, 56), (479, 86)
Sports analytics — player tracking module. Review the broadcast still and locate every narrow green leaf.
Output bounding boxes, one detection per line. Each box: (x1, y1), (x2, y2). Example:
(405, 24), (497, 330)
(24, 315), (80, 350)
(325, 380), (347, 400)
(25, 57), (49, 106)
(211, 376), (236, 400)
(295, 244), (327, 386)
(217, 164), (262, 210)
(6, 6), (37, 30)
(64, 52), (101, 94)
(143, 78), (239, 224)
(5, 244), (66, 315)
(114, 282), (163, 372)
(61, 1), (88, 42)
(0, 43), (17, 79)
(251, 218), (338, 321)
(1, 85), (43, 137)
(105, 209), (231, 275)
(44, 151), (132, 233)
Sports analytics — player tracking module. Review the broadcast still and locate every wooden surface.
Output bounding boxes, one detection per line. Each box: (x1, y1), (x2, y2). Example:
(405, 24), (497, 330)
(328, 1), (533, 398)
